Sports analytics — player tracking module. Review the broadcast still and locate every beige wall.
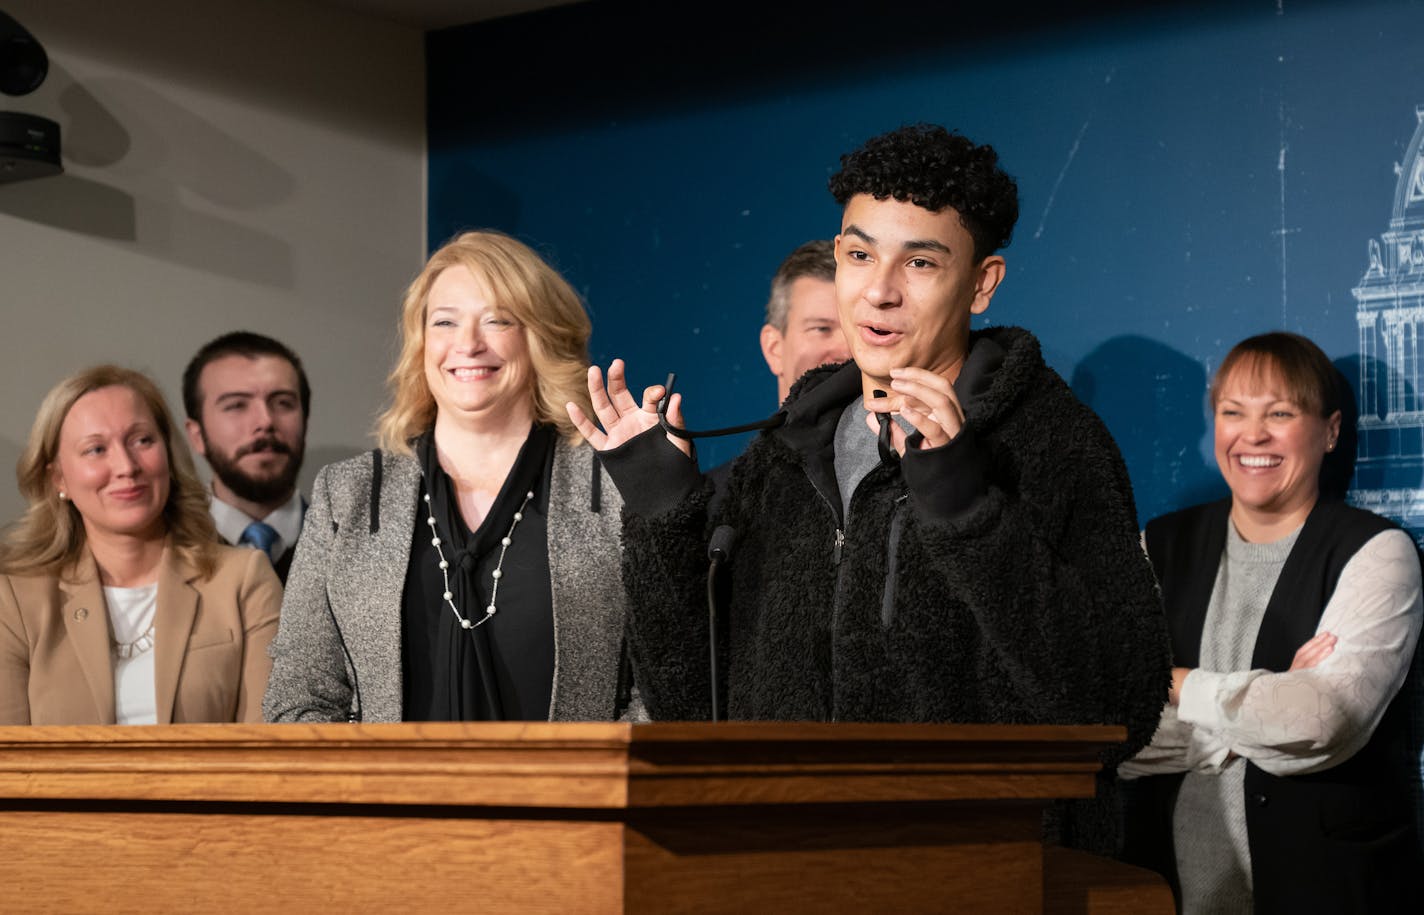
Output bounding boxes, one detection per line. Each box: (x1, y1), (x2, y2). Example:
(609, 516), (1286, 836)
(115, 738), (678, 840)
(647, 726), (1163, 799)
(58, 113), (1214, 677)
(0, 0), (425, 524)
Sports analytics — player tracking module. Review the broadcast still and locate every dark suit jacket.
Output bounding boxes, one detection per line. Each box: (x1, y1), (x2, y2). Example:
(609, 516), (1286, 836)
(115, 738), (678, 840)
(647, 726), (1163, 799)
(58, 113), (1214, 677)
(272, 543), (296, 585)
(217, 498), (307, 586)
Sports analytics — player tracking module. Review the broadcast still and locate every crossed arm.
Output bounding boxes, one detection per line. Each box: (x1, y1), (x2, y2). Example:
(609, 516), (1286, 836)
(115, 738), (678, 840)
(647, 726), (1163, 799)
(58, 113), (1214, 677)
(1121, 529), (1423, 778)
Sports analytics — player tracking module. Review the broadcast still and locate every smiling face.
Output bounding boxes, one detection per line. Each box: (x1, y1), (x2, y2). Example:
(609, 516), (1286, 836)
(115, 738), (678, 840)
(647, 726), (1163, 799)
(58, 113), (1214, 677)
(834, 195), (1005, 396)
(761, 275), (850, 403)
(423, 264), (534, 428)
(51, 385), (171, 545)
(1213, 362), (1341, 537)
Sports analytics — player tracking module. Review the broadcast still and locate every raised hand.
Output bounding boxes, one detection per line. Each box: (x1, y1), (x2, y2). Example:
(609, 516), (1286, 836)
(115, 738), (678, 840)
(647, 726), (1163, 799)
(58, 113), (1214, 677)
(566, 359), (693, 457)
(863, 366), (967, 455)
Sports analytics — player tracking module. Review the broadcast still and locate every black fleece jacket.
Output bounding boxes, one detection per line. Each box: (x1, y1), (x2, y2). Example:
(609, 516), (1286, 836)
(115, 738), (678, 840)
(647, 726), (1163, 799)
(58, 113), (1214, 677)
(602, 326), (1170, 772)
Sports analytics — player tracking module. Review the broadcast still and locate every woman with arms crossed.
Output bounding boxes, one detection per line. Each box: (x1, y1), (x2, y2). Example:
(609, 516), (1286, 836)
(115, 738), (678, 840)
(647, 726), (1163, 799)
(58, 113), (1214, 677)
(1121, 332), (1421, 913)
(264, 230), (631, 722)
(0, 366), (281, 724)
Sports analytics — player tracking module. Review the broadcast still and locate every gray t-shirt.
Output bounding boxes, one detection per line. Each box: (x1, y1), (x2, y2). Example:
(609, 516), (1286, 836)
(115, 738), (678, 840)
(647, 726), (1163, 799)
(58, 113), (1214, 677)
(832, 399), (912, 519)
(1173, 521), (1299, 915)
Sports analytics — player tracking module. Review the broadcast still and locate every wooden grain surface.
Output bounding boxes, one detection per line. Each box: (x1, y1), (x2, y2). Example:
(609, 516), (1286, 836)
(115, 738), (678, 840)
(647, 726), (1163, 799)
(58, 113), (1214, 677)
(625, 802), (1045, 914)
(0, 809), (625, 914)
(0, 722), (1161, 914)
(0, 721), (1123, 809)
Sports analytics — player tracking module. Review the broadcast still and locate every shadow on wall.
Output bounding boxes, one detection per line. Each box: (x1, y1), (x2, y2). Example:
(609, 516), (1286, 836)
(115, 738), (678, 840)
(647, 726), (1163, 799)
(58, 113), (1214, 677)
(0, 64), (297, 287)
(0, 64), (135, 239)
(1071, 334), (1225, 527)
(0, 172), (136, 239)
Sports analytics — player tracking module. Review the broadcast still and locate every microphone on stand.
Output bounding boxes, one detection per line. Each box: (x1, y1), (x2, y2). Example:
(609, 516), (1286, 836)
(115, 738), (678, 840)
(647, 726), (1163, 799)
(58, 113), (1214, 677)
(706, 525), (738, 723)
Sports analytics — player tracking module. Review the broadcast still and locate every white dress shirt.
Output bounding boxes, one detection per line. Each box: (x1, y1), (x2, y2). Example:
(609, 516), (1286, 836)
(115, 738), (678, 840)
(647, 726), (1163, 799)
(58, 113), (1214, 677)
(209, 489), (304, 560)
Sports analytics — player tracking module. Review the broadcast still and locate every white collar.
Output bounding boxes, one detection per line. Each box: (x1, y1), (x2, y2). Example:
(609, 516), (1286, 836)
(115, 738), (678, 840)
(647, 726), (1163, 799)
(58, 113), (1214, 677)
(209, 489), (304, 555)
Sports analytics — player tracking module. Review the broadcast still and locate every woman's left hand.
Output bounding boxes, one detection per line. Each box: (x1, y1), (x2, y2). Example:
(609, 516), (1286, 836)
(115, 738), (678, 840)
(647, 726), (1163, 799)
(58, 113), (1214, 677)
(1289, 631), (1338, 671)
(1168, 632), (1338, 708)
(863, 367), (966, 455)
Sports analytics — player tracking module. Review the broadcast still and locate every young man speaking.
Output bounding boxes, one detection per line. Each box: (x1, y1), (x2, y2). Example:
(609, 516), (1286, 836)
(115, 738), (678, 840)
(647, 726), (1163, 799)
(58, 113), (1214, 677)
(570, 125), (1170, 846)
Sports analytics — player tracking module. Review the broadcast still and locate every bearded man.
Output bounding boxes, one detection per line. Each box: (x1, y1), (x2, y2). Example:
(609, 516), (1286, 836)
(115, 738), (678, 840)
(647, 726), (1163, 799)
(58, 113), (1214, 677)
(183, 331), (309, 584)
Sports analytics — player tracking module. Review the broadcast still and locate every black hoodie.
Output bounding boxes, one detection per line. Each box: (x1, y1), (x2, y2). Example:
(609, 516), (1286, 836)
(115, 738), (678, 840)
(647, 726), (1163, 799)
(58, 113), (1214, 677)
(602, 325), (1171, 835)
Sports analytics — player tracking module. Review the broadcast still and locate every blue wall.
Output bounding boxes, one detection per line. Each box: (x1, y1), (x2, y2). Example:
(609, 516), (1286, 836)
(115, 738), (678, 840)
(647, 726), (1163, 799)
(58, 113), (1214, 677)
(428, 0), (1424, 533)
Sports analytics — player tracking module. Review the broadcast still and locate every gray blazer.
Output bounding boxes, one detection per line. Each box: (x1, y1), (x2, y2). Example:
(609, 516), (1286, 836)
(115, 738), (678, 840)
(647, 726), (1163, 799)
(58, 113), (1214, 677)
(262, 439), (628, 722)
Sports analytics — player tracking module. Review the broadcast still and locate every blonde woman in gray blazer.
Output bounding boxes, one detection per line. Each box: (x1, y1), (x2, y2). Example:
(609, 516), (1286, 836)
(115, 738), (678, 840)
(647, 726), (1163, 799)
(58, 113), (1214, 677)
(264, 231), (633, 723)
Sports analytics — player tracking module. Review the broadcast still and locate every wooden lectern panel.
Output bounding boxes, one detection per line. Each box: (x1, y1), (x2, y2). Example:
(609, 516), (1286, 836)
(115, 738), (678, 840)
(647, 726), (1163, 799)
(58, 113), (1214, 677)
(0, 722), (1169, 913)
(1, 809), (625, 913)
(624, 802), (1045, 912)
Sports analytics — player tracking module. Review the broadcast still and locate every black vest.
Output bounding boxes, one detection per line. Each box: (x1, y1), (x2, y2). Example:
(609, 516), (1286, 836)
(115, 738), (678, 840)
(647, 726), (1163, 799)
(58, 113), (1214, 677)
(1124, 498), (1418, 913)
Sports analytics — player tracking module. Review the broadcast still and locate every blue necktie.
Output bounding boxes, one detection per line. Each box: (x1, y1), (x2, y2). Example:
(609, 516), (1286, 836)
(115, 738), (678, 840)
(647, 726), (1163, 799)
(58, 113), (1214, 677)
(239, 521), (279, 561)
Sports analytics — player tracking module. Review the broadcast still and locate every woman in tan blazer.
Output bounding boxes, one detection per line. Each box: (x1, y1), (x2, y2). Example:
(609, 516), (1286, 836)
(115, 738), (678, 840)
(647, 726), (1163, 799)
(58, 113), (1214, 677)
(0, 365), (281, 724)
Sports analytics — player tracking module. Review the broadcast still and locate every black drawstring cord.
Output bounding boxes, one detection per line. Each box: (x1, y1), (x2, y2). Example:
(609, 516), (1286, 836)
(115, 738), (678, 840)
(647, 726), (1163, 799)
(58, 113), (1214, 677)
(873, 389), (898, 464)
(656, 373), (787, 440)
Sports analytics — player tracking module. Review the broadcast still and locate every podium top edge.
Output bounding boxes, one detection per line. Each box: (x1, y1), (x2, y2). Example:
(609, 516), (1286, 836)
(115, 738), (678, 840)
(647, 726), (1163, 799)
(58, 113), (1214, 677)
(0, 720), (1126, 749)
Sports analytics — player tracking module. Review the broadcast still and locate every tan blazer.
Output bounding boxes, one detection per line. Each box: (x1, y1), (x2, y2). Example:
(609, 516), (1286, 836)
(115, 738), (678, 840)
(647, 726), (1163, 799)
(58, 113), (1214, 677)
(0, 543), (281, 724)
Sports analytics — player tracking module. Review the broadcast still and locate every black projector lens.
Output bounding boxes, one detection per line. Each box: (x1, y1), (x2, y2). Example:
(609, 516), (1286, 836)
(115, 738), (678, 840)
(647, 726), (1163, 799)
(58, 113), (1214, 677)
(0, 11), (48, 97)
(0, 35), (46, 96)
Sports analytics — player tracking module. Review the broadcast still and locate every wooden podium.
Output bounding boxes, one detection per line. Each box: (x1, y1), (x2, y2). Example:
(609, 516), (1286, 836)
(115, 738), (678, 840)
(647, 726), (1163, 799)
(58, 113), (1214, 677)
(0, 722), (1170, 913)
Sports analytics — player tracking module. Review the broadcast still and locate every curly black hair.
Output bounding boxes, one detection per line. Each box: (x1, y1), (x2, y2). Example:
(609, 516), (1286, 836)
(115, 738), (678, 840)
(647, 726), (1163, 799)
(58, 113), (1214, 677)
(829, 123), (1019, 260)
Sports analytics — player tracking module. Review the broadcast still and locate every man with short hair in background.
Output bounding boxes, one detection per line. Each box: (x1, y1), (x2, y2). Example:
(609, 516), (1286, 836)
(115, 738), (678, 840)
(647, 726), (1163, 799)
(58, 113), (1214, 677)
(759, 239), (851, 405)
(708, 240), (851, 496)
(183, 331), (309, 584)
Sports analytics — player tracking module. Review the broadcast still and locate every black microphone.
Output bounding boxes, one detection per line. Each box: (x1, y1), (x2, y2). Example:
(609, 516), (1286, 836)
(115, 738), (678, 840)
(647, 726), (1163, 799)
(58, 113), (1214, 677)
(706, 524), (738, 723)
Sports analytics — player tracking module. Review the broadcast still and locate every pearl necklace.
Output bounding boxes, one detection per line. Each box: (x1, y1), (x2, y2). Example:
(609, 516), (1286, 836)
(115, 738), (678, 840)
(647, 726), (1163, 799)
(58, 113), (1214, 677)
(112, 621), (155, 659)
(423, 487), (534, 630)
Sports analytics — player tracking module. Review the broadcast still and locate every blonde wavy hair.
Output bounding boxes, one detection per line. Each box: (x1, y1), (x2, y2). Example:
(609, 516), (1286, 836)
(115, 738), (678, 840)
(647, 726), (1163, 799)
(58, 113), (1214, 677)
(0, 365), (219, 580)
(376, 230), (594, 453)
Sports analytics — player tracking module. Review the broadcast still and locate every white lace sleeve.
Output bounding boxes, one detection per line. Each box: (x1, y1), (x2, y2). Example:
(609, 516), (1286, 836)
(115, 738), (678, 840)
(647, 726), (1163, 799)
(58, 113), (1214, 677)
(1176, 528), (1422, 776)
(1119, 703), (1193, 777)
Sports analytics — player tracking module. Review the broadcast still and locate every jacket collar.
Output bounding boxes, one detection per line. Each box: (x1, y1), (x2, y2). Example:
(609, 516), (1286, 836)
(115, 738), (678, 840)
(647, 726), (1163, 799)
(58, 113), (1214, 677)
(772, 325), (1033, 458)
(58, 540), (203, 724)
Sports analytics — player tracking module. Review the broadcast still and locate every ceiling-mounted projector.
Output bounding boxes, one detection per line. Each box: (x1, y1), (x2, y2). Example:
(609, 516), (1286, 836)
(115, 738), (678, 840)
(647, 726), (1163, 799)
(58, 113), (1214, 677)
(0, 110), (60, 181)
(0, 9), (61, 183)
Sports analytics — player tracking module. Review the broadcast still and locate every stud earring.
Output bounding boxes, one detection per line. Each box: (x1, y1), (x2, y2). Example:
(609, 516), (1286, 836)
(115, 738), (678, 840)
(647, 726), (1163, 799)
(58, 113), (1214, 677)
(58, 490), (67, 501)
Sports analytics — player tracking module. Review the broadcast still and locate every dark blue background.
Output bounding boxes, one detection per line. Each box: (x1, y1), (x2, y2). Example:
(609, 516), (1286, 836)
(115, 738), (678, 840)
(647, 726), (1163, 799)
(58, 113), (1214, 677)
(427, 0), (1424, 529)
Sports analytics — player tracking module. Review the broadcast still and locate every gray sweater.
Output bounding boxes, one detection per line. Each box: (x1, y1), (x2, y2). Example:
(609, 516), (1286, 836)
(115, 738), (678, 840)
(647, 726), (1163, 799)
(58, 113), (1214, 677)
(263, 439), (628, 723)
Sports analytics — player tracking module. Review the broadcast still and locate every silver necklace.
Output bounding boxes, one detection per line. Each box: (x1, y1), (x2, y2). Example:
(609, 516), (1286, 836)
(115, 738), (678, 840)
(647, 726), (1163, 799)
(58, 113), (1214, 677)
(112, 621), (155, 659)
(423, 487), (534, 630)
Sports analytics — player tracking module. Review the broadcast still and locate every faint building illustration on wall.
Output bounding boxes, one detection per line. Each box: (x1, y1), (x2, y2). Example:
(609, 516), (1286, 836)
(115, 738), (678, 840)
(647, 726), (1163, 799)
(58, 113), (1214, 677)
(1351, 105), (1424, 544)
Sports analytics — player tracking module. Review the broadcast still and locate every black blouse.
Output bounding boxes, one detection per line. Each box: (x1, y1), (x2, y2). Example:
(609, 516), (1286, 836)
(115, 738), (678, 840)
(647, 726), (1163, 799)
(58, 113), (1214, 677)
(400, 425), (556, 721)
